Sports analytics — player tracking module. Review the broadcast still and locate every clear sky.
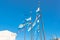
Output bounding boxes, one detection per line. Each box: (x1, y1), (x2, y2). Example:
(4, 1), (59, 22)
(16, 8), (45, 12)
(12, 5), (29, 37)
(0, 0), (60, 40)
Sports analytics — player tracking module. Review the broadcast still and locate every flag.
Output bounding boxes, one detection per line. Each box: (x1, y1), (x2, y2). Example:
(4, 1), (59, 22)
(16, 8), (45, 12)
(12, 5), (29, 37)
(36, 7), (40, 12)
(37, 20), (39, 23)
(18, 24), (25, 28)
(25, 17), (31, 21)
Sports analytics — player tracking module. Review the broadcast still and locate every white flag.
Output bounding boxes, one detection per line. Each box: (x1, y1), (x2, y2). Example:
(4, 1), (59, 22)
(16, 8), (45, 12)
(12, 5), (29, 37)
(36, 7), (40, 12)
(18, 24), (25, 28)
(37, 20), (39, 23)
(28, 21), (36, 32)
(28, 22), (36, 32)
(25, 17), (31, 21)
(28, 27), (31, 32)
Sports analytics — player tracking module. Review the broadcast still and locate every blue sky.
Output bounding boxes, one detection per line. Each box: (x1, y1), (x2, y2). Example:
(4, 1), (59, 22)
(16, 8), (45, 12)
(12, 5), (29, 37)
(0, 0), (60, 40)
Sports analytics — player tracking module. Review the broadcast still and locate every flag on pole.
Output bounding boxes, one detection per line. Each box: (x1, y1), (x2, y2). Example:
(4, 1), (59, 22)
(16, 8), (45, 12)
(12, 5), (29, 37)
(18, 24), (25, 29)
(28, 15), (40, 32)
(25, 17), (31, 21)
(37, 20), (39, 23)
(36, 7), (40, 13)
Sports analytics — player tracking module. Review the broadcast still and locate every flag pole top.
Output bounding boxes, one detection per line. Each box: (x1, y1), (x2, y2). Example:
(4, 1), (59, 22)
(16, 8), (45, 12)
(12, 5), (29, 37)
(38, 1), (40, 3)
(38, 1), (40, 6)
(38, 1), (40, 4)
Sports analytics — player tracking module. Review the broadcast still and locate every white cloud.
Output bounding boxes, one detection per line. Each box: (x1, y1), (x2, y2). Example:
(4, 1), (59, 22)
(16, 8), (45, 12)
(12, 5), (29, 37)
(0, 30), (17, 40)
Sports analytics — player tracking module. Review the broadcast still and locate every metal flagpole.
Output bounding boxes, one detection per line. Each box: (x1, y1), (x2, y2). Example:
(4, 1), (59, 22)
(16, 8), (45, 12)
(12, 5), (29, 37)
(30, 11), (33, 40)
(40, 9), (46, 40)
(38, 1), (46, 40)
(39, 15), (42, 40)
(42, 22), (46, 40)
(24, 20), (26, 40)
(36, 1), (43, 40)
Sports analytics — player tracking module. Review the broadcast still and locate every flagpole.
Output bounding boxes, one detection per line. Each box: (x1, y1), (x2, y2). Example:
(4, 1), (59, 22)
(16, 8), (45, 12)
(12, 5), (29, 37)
(42, 22), (46, 40)
(24, 25), (26, 40)
(30, 11), (33, 40)
(24, 19), (27, 40)
(39, 14), (42, 40)
(36, 1), (43, 40)
(40, 8), (46, 40)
